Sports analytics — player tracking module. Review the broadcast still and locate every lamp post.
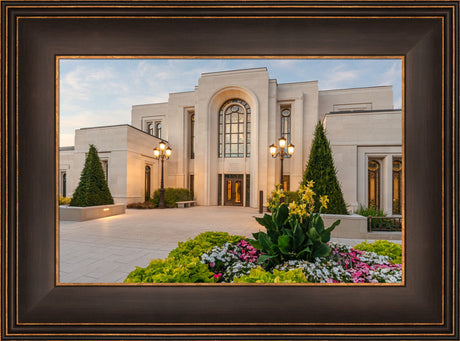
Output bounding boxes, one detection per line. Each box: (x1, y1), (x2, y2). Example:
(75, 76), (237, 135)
(269, 137), (295, 191)
(153, 141), (172, 209)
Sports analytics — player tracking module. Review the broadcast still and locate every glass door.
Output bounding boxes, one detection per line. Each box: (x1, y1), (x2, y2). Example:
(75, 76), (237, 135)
(224, 174), (244, 206)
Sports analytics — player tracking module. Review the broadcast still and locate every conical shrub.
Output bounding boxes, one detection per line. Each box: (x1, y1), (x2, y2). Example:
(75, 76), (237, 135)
(70, 144), (114, 207)
(302, 122), (348, 214)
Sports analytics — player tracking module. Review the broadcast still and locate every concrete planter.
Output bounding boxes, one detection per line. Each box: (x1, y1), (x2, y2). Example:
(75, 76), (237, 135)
(59, 203), (126, 221)
(322, 213), (402, 240)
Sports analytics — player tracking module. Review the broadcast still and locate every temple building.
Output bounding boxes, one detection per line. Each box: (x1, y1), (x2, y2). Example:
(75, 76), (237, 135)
(59, 67), (402, 216)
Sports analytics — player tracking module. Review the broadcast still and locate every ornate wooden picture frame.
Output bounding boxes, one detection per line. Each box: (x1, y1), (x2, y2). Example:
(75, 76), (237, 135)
(1, 1), (458, 339)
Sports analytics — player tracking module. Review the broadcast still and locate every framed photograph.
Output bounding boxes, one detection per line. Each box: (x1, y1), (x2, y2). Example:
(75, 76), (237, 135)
(1, 1), (458, 340)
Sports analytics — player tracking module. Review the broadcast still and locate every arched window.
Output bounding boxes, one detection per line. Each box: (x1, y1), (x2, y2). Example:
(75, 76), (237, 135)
(281, 107), (291, 145)
(368, 159), (381, 210)
(392, 159), (402, 215)
(145, 165), (151, 201)
(156, 122), (162, 139)
(218, 99), (251, 158)
(148, 122), (154, 135)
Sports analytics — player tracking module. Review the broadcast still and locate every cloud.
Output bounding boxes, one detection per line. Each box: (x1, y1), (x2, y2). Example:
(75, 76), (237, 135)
(59, 59), (403, 147)
(319, 64), (359, 90)
(378, 61), (402, 87)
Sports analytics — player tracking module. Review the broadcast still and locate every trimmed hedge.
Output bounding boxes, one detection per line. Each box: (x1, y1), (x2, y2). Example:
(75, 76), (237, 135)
(126, 201), (157, 209)
(70, 144), (114, 207)
(302, 122), (348, 214)
(151, 188), (192, 208)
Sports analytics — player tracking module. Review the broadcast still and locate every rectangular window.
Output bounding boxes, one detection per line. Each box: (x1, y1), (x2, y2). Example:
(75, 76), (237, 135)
(392, 159), (402, 215)
(189, 174), (195, 199)
(61, 172), (67, 197)
(283, 175), (290, 192)
(368, 159), (381, 210)
(101, 160), (108, 181)
(190, 113), (195, 159)
(218, 174), (222, 205)
(245, 174), (250, 207)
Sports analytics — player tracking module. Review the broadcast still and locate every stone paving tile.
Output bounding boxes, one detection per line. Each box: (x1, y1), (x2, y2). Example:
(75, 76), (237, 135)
(59, 206), (401, 284)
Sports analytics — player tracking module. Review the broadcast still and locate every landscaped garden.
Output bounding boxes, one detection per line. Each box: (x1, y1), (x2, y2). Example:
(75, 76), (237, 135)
(124, 182), (402, 284)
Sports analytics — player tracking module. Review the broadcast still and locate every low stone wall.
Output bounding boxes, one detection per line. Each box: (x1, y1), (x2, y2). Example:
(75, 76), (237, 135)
(322, 213), (402, 240)
(59, 203), (126, 221)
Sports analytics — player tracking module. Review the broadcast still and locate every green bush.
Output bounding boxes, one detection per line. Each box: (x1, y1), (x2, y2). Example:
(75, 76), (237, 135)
(354, 240), (402, 264)
(124, 232), (245, 283)
(127, 201), (157, 209)
(59, 196), (71, 205)
(151, 188), (192, 208)
(70, 144), (114, 207)
(233, 267), (308, 283)
(124, 256), (216, 283)
(168, 231), (245, 259)
(283, 191), (298, 204)
(355, 204), (386, 217)
(302, 122), (348, 214)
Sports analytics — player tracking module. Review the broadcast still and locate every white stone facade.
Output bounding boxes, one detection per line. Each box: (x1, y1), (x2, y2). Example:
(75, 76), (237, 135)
(59, 67), (402, 216)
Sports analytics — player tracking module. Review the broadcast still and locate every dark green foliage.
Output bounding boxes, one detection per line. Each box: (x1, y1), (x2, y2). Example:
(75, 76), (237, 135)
(284, 191), (298, 204)
(126, 201), (157, 209)
(249, 203), (340, 269)
(302, 122), (348, 214)
(354, 240), (402, 264)
(168, 231), (245, 258)
(367, 217), (402, 231)
(151, 188), (192, 208)
(356, 204), (386, 217)
(70, 144), (114, 207)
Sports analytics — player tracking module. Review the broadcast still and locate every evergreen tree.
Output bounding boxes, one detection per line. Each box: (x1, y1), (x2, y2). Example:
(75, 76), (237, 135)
(70, 144), (114, 207)
(302, 122), (348, 214)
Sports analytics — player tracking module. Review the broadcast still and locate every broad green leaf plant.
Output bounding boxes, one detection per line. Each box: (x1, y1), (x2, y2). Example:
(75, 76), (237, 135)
(249, 181), (340, 269)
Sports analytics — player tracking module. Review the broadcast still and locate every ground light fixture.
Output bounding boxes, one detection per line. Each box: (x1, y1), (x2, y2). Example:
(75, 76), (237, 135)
(153, 142), (172, 209)
(269, 137), (294, 191)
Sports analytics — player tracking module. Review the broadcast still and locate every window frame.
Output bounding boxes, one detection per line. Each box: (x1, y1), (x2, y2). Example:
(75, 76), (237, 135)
(218, 99), (251, 158)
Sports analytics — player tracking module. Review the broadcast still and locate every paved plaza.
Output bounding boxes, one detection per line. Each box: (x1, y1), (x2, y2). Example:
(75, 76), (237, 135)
(59, 206), (397, 283)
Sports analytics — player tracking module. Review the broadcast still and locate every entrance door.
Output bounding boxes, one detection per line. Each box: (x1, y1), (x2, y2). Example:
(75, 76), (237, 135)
(224, 174), (244, 206)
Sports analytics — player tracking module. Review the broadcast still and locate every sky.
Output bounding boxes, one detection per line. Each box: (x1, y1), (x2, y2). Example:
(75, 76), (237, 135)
(59, 58), (402, 146)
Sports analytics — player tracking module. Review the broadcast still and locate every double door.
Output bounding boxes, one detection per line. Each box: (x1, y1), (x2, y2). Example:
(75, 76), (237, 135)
(224, 174), (243, 206)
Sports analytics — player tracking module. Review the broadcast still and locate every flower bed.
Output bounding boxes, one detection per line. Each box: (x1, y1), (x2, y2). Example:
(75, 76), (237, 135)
(124, 183), (402, 284)
(124, 232), (402, 284)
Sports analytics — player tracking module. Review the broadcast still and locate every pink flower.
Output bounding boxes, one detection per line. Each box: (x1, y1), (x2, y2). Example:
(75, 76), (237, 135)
(213, 273), (222, 279)
(210, 262), (215, 267)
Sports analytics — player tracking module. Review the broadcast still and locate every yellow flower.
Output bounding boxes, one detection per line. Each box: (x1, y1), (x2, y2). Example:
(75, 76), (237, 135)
(288, 202), (297, 211)
(320, 195), (329, 209)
